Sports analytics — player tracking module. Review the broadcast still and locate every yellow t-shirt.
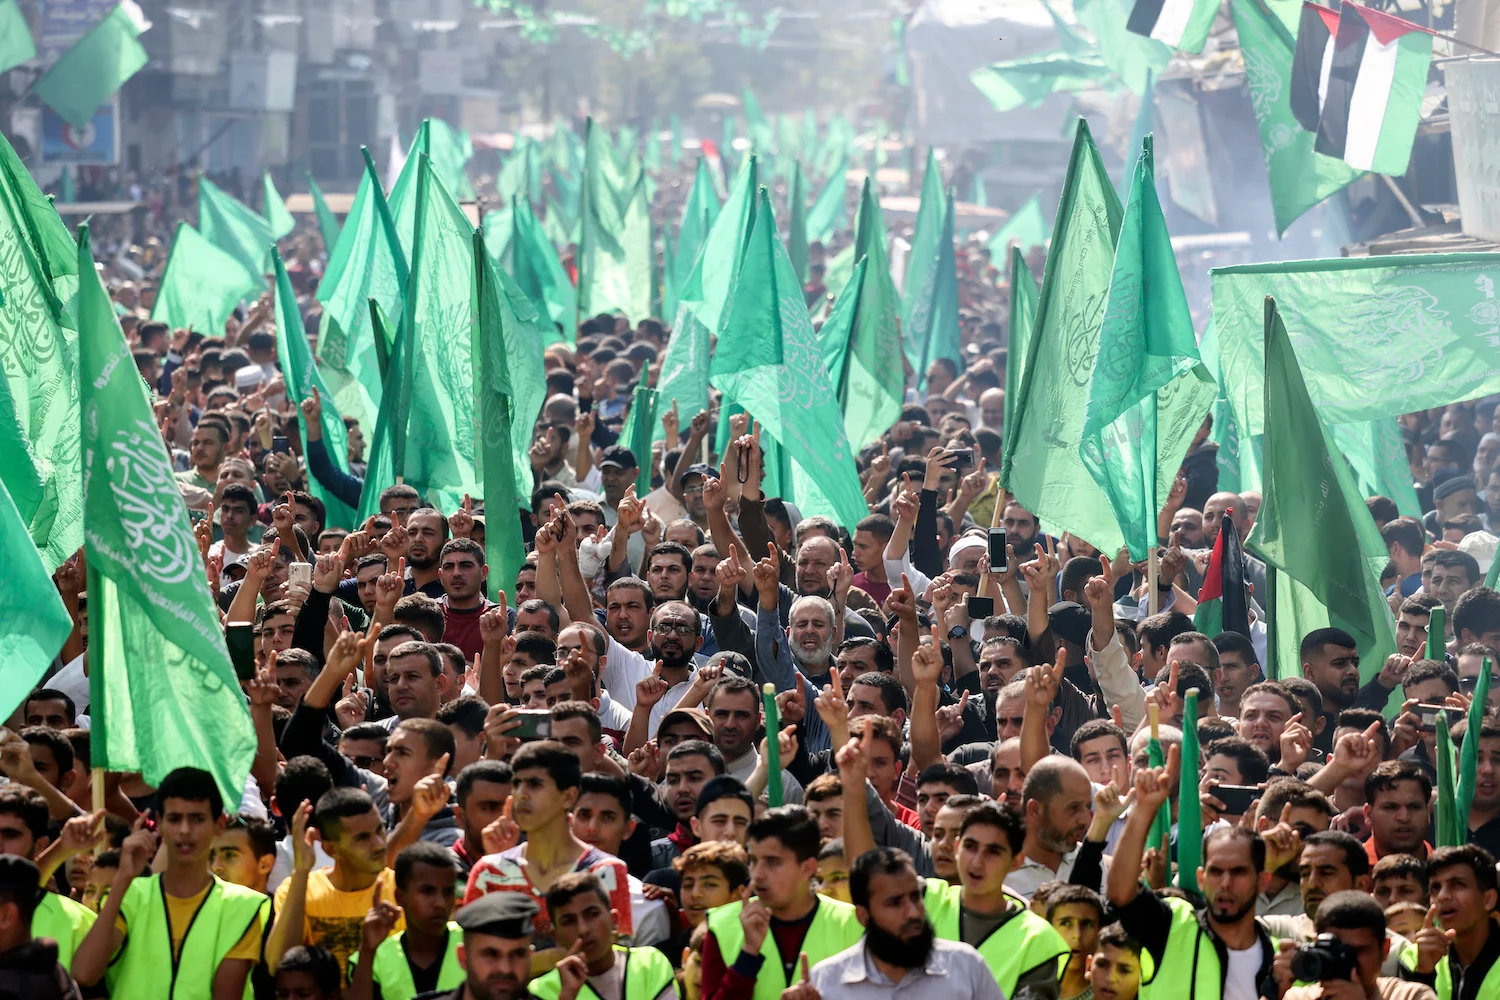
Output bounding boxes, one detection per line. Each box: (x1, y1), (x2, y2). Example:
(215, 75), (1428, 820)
(114, 883), (262, 964)
(273, 867), (402, 977)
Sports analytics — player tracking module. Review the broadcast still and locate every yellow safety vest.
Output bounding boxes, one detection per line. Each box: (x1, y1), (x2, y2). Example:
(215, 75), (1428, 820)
(1139, 895), (1278, 1000)
(705, 896), (865, 1000)
(1399, 936), (1500, 1000)
(348, 922), (465, 1000)
(32, 891), (95, 971)
(922, 878), (1069, 996)
(104, 874), (268, 1000)
(529, 945), (678, 1000)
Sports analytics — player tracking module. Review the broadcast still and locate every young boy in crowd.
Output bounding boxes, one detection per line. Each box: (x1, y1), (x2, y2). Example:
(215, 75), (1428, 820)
(347, 842), (464, 1000)
(1089, 923), (1143, 1000)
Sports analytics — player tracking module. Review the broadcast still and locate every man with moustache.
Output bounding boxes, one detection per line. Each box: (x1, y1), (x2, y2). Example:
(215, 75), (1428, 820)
(426, 893), (537, 1000)
(783, 848), (1002, 1000)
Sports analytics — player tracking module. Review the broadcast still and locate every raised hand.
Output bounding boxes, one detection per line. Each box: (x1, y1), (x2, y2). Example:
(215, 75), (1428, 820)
(635, 670), (671, 709)
(379, 524), (410, 563)
(375, 557), (406, 617)
(555, 940), (590, 1000)
(827, 548), (853, 607)
(1328, 720), (1383, 778)
(910, 623), (945, 688)
(313, 552), (343, 594)
(244, 539), (282, 587)
(300, 386), (323, 426)
(782, 954), (821, 1000)
(716, 547), (746, 596)
(1025, 650), (1067, 710)
(814, 670), (850, 732)
(891, 479), (918, 523)
(1260, 802), (1304, 874)
(1279, 712), (1312, 773)
(482, 797), (521, 854)
(688, 409), (710, 440)
(661, 399), (681, 444)
(194, 504), (214, 560)
(703, 473), (726, 514)
(271, 491), (296, 537)
(628, 740), (661, 781)
(449, 494), (475, 539)
(1413, 905), (1458, 973)
(119, 815), (159, 879)
(934, 691), (970, 742)
(776, 685), (806, 727)
(247, 661), (282, 708)
(1146, 660), (1182, 724)
(480, 603), (510, 646)
(955, 458), (990, 504)
(335, 675), (369, 731)
(834, 730), (874, 783)
(885, 574), (918, 624)
(482, 705), (523, 761)
(361, 879), (403, 952)
(739, 888), (771, 954)
(409, 753), (453, 821)
(1132, 742), (1180, 813)
(615, 484), (643, 537)
(54, 810), (107, 861)
(752, 542), (781, 604)
(325, 630), (370, 682)
(922, 447), (957, 492)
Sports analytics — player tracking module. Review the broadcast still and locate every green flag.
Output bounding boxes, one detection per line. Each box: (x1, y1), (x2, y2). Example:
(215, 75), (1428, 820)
(675, 157), (722, 291)
(482, 205), (513, 265)
(273, 250), (357, 529)
(1147, 734), (1171, 857)
(1000, 119), (1129, 555)
(710, 188), (866, 528)
(150, 222), (259, 338)
(743, 87), (774, 153)
(33, 1), (148, 129)
(1228, 0), (1362, 235)
(1118, 75), (1156, 200)
(1248, 297), (1396, 687)
(1005, 247), (1040, 437)
(428, 118), (475, 200)
(356, 299), (403, 522)
(497, 139), (532, 205)
(618, 383), (659, 495)
(1210, 252), (1500, 492)
(988, 194), (1048, 257)
(0, 132), (82, 572)
(1074, 0), (1171, 95)
(970, 51), (1118, 113)
(1330, 418), (1423, 518)
(400, 155), (481, 511)
(805, 155), (847, 245)
(1176, 689), (1203, 893)
(902, 149), (945, 373)
(386, 120), (432, 254)
(657, 156), (760, 444)
(509, 195), (576, 345)
(815, 251), (904, 453)
(0, 474), (71, 722)
(77, 223), (254, 803)
(1455, 663), (1492, 844)
(307, 171), (341, 254)
(578, 119), (651, 323)
(1437, 713), (1459, 847)
(788, 160), (809, 285)
(472, 230), (533, 592)
(1080, 136), (1216, 561)
(315, 154), (406, 445)
(197, 175), (271, 290)
(903, 163), (963, 386)
(261, 172), (296, 241)
(0, 0), (34, 75)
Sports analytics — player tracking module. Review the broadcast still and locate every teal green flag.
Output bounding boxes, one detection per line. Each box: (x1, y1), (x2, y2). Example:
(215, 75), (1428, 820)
(805, 155), (847, 245)
(675, 157), (722, 290)
(970, 51), (1118, 113)
(197, 175), (271, 290)
(77, 223), (254, 803)
(1074, 0), (1171, 95)
(0, 0), (35, 75)
(1330, 419), (1423, 518)
(428, 118), (475, 200)
(0, 474), (71, 722)
(472, 231), (533, 592)
(33, 0), (148, 129)
(482, 205), (513, 265)
(356, 299), (403, 522)
(273, 249), (357, 529)
(822, 242), (857, 302)
(902, 149), (945, 372)
(150, 222), (259, 337)
(1177, 689), (1203, 892)
(1118, 75), (1156, 200)
(1001, 119), (1129, 555)
(578, 119), (651, 322)
(743, 87), (774, 153)
(1248, 297), (1396, 687)
(710, 188), (866, 529)
(618, 383), (659, 495)
(1080, 137), (1216, 560)
(1228, 0), (1361, 235)
(261, 172), (296, 240)
(1005, 246), (1040, 438)
(399, 155), (481, 511)
(509, 195), (576, 345)
(0, 132), (82, 573)
(59, 167), (74, 204)
(315, 154), (406, 445)
(386, 120), (432, 254)
(307, 171), (341, 253)
(788, 160), (809, 285)
(988, 194), (1048, 257)
(1210, 252), (1500, 492)
(658, 157), (760, 445)
(1454, 665), (1492, 844)
(816, 250), (904, 453)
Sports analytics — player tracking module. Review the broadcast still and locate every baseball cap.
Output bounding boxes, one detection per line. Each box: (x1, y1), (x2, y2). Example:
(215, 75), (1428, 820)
(679, 463), (719, 487)
(599, 445), (638, 471)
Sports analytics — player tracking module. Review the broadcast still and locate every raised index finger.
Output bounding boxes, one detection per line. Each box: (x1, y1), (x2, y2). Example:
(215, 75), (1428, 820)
(831, 666), (843, 700)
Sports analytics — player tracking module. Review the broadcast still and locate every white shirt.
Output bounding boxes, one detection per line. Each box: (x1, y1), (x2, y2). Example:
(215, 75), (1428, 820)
(628, 874), (669, 946)
(1222, 943), (1261, 1000)
(600, 638), (696, 739)
(47, 655), (91, 715)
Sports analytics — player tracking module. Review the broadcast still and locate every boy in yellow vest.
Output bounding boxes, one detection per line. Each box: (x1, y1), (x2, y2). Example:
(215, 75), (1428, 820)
(349, 842), (466, 1000)
(700, 805), (865, 1000)
(1399, 844), (1500, 999)
(837, 726), (1067, 998)
(0, 787), (95, 971)
(529, 871), (677, 1000)
(71, 766), (269, 999)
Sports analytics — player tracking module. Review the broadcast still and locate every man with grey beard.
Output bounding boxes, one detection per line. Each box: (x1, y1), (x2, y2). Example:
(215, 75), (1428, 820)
(754, 556), (838, 753)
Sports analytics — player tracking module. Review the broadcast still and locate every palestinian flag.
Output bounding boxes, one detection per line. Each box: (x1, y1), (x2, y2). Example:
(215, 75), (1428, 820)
(1126, 0), (1218, 53)
(1194, 512), (1251, 639)
(1314, 2), (1434, 175)
(1290, 3), (1340, 132)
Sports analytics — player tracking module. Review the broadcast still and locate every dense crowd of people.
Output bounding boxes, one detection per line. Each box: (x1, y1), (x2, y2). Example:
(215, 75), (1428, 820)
(8, 151), (1500, 1000)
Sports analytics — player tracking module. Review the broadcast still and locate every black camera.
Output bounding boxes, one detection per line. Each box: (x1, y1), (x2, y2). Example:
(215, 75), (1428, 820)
(1289, 934), (1359, 982)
